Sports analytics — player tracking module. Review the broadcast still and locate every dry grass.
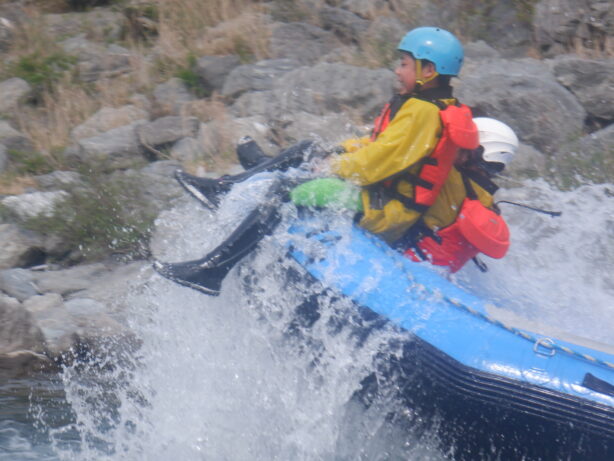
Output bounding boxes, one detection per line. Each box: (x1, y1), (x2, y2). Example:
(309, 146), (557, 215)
(16, 75), (138, 157)
(1, 0), (271, 162)
(0, 175), (37, 195)
(156, 0), (270, 66)
(179, 96), (238, 172)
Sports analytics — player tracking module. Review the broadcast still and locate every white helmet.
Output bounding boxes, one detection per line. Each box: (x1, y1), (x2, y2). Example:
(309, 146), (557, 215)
(474, 117), (519, 167)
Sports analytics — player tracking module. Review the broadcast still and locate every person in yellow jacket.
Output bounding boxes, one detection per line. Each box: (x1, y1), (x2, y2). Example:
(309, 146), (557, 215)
(154, 27), (497, 295)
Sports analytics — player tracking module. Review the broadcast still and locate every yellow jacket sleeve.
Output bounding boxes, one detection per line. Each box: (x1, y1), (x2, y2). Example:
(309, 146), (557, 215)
(330, 99), (441, 186)
(340, 136), (371, 153)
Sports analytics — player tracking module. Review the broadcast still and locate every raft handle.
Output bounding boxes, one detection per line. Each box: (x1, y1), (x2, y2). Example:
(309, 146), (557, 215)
(533, 337), (556, 357)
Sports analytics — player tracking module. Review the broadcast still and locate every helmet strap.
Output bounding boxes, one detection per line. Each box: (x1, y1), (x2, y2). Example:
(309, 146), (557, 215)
(415, 59), (439, 90)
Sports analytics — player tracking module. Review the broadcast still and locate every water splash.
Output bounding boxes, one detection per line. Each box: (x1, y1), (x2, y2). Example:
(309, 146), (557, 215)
(34, 175), (614, 460)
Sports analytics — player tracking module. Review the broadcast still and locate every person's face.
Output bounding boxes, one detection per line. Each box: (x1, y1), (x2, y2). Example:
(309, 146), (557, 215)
(395, 54), (437, 94)
(395, 53), (418, 94)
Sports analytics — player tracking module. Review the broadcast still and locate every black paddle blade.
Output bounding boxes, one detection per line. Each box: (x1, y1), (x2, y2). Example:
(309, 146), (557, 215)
(153, 259), (224, 296)
(174, 170), (231, 210)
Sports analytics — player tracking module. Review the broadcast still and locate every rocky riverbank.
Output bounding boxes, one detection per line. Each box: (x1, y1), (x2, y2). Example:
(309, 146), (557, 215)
(0, 0), (612, 378)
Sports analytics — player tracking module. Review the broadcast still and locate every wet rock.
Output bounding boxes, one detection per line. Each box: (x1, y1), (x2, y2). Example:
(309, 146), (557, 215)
(0, 268), (39, 301)
(71, 105), (150, 141)
(0, 78), (31, 113)
(1, 190), (68, 220)
(23, 293), (76, 358)
(0, 294), (48, 377)
(63, 297), (129, 347)
(195, 55), (242, 94)
(32, 263), (108, 296)
(65, 261), (151, 309)
(269, 22), (341, 65)
(0, 224), (45, 270)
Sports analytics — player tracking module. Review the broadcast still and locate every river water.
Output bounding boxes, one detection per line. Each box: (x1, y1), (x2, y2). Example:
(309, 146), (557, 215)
(1, 176), (613, 460)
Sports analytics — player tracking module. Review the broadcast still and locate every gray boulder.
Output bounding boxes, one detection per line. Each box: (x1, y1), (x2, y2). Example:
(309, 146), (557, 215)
(553, 124), (614, 187)
(456, 58), (586, 154)
(1, 191), (68, 220)
(65, 261), (150, 308)
(271, 111), (364, 146)
(550, 55), (614, 122)
(71, 105), (150, 141)
(0, 224), (44, 270)
(275, 62), (395, 119)
(23, 293), (78, 358)
(196, 115), (278, 162)
(195, 55), (242, 93)
(0, 294), (48, 377)
(222, 59), (300, 99)
(0, 268), (39, 301)
(170, 137), (202, 165)
(464, 41), (502, 60)
(0, 143), (6, 173)
(34, 171), (83, 191)
(507, 143), (549, 179)
(136, 116), (200, 157)
(338, 0), (389, 19)
(60, 35), (132, 82)
(232, 62), (394, 122)
(534, 0), (613, 57)
(269, 22), (341, 65)
(0, 16), (15, 54)
(109, 161), (183, 217)
(319, 6), (370, 44)
(32, 263), (108, 297)
(0, 78), (31, 113)
(153, 78), (196, 115)
(62, 297), (130, 350)
(0, 121), (35, 153)
(43, 8), (125, 42)
(72, 120), (148, 170)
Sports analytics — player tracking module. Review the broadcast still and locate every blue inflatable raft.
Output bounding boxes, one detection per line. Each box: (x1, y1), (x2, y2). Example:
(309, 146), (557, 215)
(285, 215), (614, 460)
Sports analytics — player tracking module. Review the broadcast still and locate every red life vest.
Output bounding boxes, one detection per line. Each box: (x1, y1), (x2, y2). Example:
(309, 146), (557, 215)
(376, 102), (479, 214)
(404, 180), (511, 273)
(414, 103), (479, 209)
(370, 102), (392, 142)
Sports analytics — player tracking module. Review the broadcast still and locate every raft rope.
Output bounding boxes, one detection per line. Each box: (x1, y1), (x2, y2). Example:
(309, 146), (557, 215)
(366, 238), (614, 371)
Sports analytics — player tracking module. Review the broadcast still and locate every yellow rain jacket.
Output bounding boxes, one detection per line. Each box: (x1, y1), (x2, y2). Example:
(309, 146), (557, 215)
(330, 87), (459, 243)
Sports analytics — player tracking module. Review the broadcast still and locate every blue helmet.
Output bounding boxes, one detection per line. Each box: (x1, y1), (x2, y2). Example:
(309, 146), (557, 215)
(398, 27), (464, 76)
